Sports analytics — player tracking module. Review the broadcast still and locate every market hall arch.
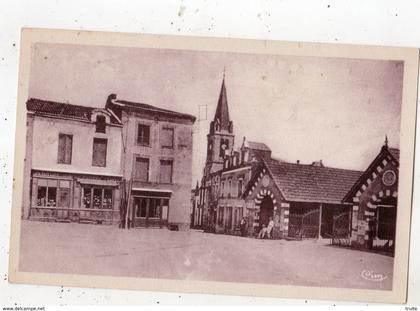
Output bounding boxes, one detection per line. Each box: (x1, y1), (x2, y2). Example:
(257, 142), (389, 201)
(244, 167), (289, 238)
(259, 196), (274, 228)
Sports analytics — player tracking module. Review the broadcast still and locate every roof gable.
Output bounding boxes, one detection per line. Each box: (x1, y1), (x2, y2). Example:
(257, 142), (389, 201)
(343, 145), (400, 202)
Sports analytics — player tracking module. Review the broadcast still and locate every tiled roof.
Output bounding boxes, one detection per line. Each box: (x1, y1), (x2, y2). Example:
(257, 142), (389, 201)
(26, 98), (121, 124)
(27, 98), (93, 121)
(388, 147), (400, 162)
(266, 159), (363, 204)
(246, 141), (271, 152)
(115, 99), (196, 122)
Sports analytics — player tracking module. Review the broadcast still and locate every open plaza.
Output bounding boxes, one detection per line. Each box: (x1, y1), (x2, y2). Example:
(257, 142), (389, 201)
(19, 221), (393, 290)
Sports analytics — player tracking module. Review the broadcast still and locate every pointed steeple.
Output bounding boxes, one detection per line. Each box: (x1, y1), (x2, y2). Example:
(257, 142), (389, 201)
(213, 72), (232, 133)
(206, 70), (235, 172)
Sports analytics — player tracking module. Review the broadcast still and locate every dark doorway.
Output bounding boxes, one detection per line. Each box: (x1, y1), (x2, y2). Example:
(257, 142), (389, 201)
(259, 196), (274, 228)
(376, 196), (397, 241)
(377, 205), (396, 240)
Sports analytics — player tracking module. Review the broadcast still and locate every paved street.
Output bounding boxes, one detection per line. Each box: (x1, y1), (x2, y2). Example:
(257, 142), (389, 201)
(19, 221), (393, 290)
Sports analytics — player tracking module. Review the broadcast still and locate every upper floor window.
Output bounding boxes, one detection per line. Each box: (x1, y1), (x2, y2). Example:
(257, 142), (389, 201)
(137, 124), (150, 146)
(161, 127), (174, 149)
(134, 156), (149, 182)
(92, 138), (107, 167)
(228, 178), (232, 198)
(57, 133), (72, 164)
(159, 159), (173, 183)
(95, 115), (106, 133)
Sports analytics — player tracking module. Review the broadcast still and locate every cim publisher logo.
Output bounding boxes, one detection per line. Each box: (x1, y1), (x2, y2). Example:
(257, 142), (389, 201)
(361, 269), (388, 282)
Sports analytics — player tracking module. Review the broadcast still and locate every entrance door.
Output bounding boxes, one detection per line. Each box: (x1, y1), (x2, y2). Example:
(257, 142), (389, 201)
(259, 196), (274, 228)
(372, 196), (397, 252)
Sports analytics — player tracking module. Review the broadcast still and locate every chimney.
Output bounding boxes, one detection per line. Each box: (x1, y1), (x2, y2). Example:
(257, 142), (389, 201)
(105, 93), (122, 120)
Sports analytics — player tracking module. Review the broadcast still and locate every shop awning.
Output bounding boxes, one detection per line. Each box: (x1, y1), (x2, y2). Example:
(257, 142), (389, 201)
(77, 178), (119, 187)
(131, 188), (172, 198)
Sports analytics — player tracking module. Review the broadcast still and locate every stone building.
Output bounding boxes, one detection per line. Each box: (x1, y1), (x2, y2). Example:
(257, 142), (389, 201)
(343, 141), (399, 249)
(23, 94), (196, 230)
(196, 77), (398, 252)
(190, 182), (202, 228)
(105, 94), (196, 230)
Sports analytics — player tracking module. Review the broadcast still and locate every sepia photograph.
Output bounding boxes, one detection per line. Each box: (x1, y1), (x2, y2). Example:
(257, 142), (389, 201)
(8, 28), (419, 303)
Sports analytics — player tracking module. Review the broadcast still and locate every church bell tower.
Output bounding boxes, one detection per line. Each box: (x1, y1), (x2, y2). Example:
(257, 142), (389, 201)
(205, 74), (235, 174)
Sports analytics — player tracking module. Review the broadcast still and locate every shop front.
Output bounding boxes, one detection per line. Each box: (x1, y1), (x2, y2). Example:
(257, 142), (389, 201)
(130, 189), (171, 228)
(30, 170), (121, 224)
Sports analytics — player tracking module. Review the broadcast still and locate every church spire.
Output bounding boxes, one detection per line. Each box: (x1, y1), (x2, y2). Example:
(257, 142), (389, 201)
(213, 71), (232, 133)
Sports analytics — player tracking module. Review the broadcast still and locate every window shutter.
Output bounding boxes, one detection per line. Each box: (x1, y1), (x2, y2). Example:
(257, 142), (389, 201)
(159, 160), (173, 183)
(65, 135), (72, 164)
(58, 134), (66, 163)
(58, 134), (72, 164)
(134, 157), (149, 181)
(160, 127), (174, 148)
(137, 124), (150, 145)
(92, 138), (107, 167)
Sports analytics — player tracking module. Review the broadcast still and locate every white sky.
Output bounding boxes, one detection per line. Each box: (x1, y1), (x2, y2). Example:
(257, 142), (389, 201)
(29, 43), (403, 186)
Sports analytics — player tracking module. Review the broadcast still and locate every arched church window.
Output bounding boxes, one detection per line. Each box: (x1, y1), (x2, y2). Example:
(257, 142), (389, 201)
(215, 118), (220, 132)
(220, 138), (229, 157)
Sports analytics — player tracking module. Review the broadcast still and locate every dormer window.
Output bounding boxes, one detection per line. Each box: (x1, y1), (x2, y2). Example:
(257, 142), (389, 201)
(96, 115), (106, 133)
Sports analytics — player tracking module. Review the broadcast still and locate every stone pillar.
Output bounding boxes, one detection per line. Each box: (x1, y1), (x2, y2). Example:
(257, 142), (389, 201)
(350, 197), (360, 244)
(281, 202), (290, 238)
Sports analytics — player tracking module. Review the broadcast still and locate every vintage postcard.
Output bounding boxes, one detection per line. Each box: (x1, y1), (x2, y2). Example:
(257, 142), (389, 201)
(8, 28), (419, 303)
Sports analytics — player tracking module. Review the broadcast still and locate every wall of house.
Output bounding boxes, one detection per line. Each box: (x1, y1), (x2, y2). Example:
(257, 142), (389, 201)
(245, 148), (271, 162)
(215, 166), (251, 233)
(31, 115), (122, 176)
(122, 110), (194, 229)
(22, 114), (34, 219)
